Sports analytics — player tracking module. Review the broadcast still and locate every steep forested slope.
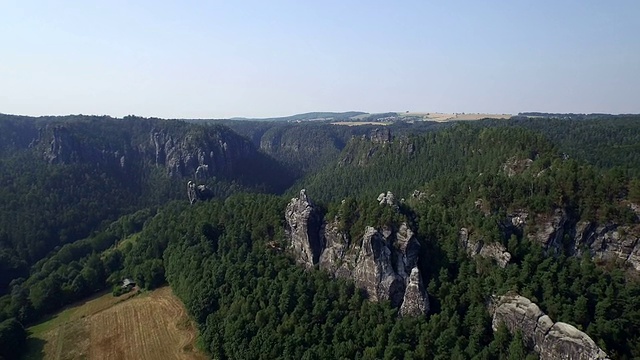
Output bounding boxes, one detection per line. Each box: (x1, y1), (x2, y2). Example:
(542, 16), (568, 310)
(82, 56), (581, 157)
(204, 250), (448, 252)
(218, 121), (377, 174)
(216, 120), (448, 176)
(0, 114), (294, 297)
(297, 125), (555, 204)
(482, 115), (640, 176)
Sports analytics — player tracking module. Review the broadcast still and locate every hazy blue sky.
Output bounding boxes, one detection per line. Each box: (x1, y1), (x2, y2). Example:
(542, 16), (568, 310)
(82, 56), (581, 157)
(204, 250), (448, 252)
(1, 1), (639, 118)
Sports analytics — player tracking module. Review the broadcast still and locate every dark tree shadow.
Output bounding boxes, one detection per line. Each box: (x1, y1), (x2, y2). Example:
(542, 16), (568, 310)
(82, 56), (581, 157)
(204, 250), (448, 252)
(20, 336), (46, 360)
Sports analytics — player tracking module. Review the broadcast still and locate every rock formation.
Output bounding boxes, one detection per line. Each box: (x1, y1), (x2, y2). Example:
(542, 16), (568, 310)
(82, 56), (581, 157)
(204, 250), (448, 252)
(499, 208), (640, 270)
(30, 120), (258, 181)
(195, 164), (209, 181)
(459, 228), (511, 268)
(41, 126), (80, 164)
(490, 294), (609, 360)
(285, 190), (429, 316)
(370, 128), (392, 144)
(36, 125), (120, 166)
(148, 129), (253, 178)
(377, 191), (398, 208)
(339, 129), (395, 167)
(573, 222), (640, 270)
(187, 181), (214, 204)
(285, 189), (325, 268)
(526, 209), (567, 251)
(400, 267), (429, 316)
(502, 156), (534, 177)
(351, 226), (406, 305)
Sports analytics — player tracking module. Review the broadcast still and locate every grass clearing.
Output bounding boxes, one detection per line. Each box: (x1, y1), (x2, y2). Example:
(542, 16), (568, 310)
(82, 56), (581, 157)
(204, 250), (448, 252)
(22, 287), (206, 360)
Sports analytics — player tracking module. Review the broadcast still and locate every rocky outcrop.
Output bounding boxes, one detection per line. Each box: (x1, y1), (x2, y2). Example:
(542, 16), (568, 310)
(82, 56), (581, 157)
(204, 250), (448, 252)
(352, 226), (406, 305)
(187, 181), (214, 204)
(285, 190), (429, 316)
(339, 129), (395, 167)
(377, 191), (398, 208)
(459, 228), (511, 267)
(41, 126), (81, 164)
(526, 209), (567, 250)
(498, 208), (640, 270)
(148, 128), (253, 178)
(30, 120), (259, 181)
(195, 164), (209, 181)
(400, 267), (429, 316)
(499, 208), (566, 251)
(574, 222), (640, 270)
(502, 156), (533, 177)
(285, 190), (325, 268)
(330, 223), (428, 313)
(491, 295), (609, 360)
(36, 125), (125, 167)
(370, 128), (392, 144)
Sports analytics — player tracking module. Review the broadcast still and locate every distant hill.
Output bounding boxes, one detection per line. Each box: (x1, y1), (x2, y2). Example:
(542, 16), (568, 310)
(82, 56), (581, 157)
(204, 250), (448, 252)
(516, 112), (622, 120)
(230, 111), (368, 122)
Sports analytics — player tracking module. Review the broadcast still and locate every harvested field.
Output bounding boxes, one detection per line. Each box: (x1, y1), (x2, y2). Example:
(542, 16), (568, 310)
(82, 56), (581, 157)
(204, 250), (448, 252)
(331, 121), (390, 126)
(24, 287), (206, 360)
(400, 112), (512, 121)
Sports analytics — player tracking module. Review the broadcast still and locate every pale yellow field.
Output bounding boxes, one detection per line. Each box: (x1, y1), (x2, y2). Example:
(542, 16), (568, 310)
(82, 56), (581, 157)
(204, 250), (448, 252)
(24, 287), (206, 360)
(331, 121), (391, 126)
(402, 112), (512, 121)
(342, 112), (512, 124)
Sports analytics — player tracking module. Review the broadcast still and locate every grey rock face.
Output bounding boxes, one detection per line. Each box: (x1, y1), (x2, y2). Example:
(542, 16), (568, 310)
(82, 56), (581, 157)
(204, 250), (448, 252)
(411, 190), (426, 200)
(370, 128), (392, 144)
(340, 224), (428, 313)
(36, 125), (108, 165)
(575, 222), (640, 270)
(187, 181), (214, 204)
(195, 164), (209, 181)
(377, 191), (397, 207)
(31, 121), (256, 181)
(285, 190), (325, 268)
(400, 267), (429, 317)
(149, 130), (252, 178)
(285, 190), (429, 316)
(502, 156), (533, 177)
(339, 129), (394, 167)
(491, 295), (609, 360)
(319, 219), (357, 279)
(459, 228), (511, 268)
(509, 210), (529, 228)
(353, 227), (405, 305)
(526, 209), (567, 250)
(43, 126), (79, 164)
(496, 208), (640, 271)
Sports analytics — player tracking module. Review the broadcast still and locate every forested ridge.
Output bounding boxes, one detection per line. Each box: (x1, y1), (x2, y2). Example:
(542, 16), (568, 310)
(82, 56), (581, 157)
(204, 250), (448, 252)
(484, 115), (640, 176)
(1, 114), (640, 359)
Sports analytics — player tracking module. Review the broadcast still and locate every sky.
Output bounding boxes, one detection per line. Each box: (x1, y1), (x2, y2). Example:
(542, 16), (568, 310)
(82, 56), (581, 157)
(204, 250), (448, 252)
(1, 1), (639, 118)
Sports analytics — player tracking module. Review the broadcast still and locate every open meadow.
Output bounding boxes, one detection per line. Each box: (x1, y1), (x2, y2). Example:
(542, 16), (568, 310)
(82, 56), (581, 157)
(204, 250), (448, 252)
(23, 287), (206, 360)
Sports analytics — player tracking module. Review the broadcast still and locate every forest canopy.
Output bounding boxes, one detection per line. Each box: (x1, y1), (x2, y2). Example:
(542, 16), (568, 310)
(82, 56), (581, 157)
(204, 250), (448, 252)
(1, 114), (639, 359)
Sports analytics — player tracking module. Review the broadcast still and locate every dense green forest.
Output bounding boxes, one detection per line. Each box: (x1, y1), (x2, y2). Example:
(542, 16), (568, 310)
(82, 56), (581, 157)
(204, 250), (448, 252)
(1, 114), (640, 359)
(0, 114), (295, 298)
(485, 115), (640, 176)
